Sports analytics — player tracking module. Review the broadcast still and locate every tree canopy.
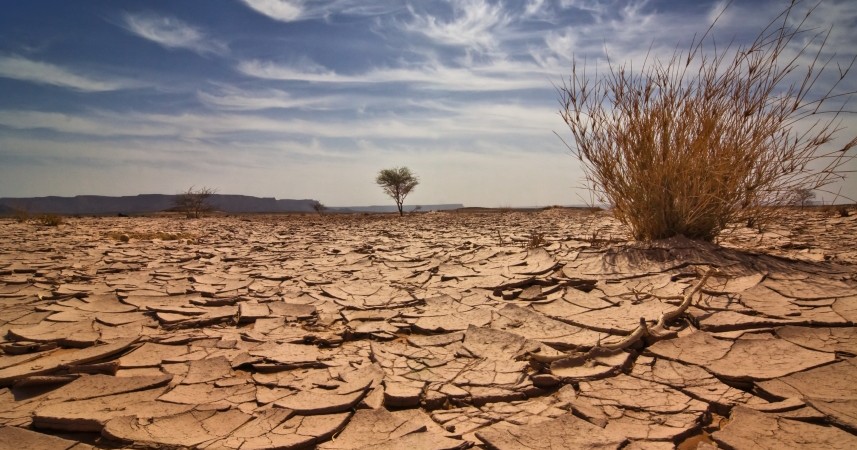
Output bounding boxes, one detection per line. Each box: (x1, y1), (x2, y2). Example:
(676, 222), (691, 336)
(376, 167), (419, 216)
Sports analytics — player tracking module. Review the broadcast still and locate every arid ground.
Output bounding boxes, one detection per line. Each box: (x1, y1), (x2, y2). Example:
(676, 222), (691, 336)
(1, 208), (856, 449)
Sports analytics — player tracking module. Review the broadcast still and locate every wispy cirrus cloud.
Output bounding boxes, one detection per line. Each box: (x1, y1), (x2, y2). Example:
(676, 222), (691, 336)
(0, 94), (558, 144)
(404, 0), (511, 51)
(236, 58), (547, 91)
(196, 84), (333, 111)
(239, 0), (402, 22)
(119, 12), (227, 56)
(0, 55), (134, 92)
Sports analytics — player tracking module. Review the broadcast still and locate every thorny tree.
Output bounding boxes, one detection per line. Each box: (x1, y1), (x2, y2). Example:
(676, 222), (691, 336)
(558, 0), (856, 241)
(311, 201), (327, 215)
(376, 167), (419, 216)
(175, 186), (216, 219)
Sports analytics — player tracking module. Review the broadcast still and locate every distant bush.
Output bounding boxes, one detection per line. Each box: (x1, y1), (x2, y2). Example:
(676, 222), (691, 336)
(792, 189), (815, 208)
(526, 230), (546, 248)
(822, 205), (851, 218)
(36, 214), (63, 226)
(175, 186), (216, 219)
(558, 2), (856, 241)
(12, 209), (29, 223)
(312, 201), (327, 215)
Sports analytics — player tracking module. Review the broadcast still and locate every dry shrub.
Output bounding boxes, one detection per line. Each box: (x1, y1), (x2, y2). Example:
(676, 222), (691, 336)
(12, 209), (29, 223)
(175, 186), (216, 219)
(35, 214), (63, 226)
(822, 204), (851, 217)
(559, 1), (856, 241)
(526, 230), (546, 248)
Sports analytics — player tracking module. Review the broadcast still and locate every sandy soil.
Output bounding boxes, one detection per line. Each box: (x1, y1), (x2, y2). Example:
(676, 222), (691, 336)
(0, 208), (855, 449)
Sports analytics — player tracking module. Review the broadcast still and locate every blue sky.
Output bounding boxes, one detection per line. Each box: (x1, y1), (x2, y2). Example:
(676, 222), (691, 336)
(1, 0), (855, 207)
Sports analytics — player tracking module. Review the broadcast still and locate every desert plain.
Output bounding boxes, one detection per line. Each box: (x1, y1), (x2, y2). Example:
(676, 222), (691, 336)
(0, 207), (856, 449)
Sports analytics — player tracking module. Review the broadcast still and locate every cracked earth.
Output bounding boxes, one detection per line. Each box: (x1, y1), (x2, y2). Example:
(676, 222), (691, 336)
(0, 208), (855, 449)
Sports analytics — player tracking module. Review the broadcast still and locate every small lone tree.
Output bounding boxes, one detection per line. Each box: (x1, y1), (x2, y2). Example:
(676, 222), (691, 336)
(311, 200), (327, 215)
(793, 189), (815, 208)
(376, 167), (419, 216)
(175, 186), (216, 218)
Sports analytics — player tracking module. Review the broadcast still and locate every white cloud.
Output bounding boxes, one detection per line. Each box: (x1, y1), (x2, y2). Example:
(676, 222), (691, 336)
(524, 0), (546, 17)
(120, 12), (227, 56)
(0, 93), (558, 145)
(404, 0), (510, 51)
(0, 110), (177, 137)
(239, 0), (304, 22)
(237, 57), (549, 91)
(237, 59), (342, 82)
(239, 0), (402, 22)
(0, 55), (133, 92)
(196, 85), (333, 111)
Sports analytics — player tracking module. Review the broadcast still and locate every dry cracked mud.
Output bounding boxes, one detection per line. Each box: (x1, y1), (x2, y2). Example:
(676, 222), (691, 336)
(0, 207), (855, 449)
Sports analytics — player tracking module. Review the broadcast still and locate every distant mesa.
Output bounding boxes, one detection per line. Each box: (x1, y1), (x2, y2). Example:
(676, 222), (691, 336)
(0, 195), (463, 215)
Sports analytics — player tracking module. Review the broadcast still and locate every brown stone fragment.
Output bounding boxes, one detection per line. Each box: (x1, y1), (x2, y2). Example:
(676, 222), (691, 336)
(646, 331), (732, 365)
(117, 342), (189, 368)
(33, 389), (191, 432)
(275, 389), (366, 415)
(158, 382), (256, 405)
(0, 337), (139, 386)
(249, 342), (327, 368)
(805, 398), (857, 433)
(0, 425), (96, 450)
(475, 413), (626, 449)
(384, 380), (425, 407)
(461, 325), (541, 360)
(239, 302), (270, 323)
(764, 278), (856, 300)
(215, 408), (293, 449)
(570, 374), (709, 441)
(630, 356), (753, 414)
(318, 408), (428, 449)
(775, 326), (857, 354)
(550, 350), (632, 382)
(707, 334), (834, 381)
(44, 373), (172, 401)
(182, 355), (233, 384)
(491, 304), (604, 349)
(712, 406), (857, 449)
(103, 409), (253, 447)
(755, 358), (857, 431)
(647, 331), (834, 381)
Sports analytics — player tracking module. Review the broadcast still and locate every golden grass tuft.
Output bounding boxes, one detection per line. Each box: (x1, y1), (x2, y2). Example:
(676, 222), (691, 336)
(559, 1), (856, 241)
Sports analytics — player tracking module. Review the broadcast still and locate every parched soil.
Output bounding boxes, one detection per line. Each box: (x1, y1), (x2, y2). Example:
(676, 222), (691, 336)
(0, 208), (855, 449)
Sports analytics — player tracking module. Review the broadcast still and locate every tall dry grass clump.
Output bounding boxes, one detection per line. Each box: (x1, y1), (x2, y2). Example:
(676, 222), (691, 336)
(559, 1), (856, 241)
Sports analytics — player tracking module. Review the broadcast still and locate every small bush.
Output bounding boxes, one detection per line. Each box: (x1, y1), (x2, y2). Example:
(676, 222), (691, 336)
(175, 186), (216, 219)
(36, 214), (63, 226)
(311, 201), (327, 215)
(12, 209), (29, 223)
(526, 230), (546, 248)
(558, 2), (856, 241)
(824, 205), (851, 217)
